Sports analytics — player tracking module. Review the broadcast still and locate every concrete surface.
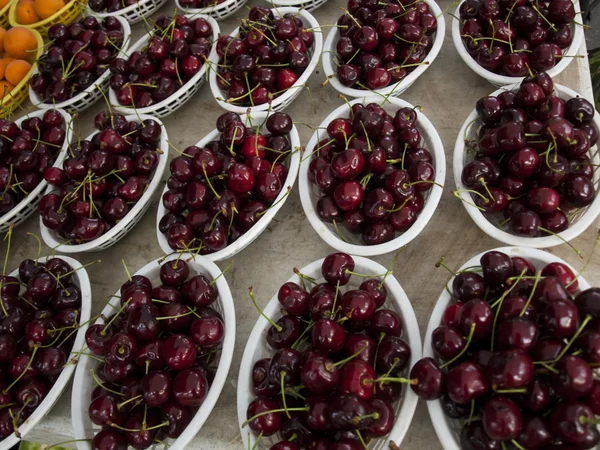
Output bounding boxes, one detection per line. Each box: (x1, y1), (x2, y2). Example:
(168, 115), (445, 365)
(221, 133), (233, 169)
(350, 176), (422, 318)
(5, 0), (599, 449)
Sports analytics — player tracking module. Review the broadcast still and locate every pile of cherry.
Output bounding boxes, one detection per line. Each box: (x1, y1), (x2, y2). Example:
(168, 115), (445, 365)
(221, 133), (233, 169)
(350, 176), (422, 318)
(459, 0), (576, 76)
(159, 110), (293, 253)
(39, 111), (163, 243)
(0, 111), (67, 217)
(214, 7), (314, 107)
(333, 0), (437, 90)
(461, 71), (598, 237)
(30, 16), (126, 104)
(178, 0), (222, 9)
(84, 257), (225, 449)
(408, 250), (600, 449)
(0, 256), (83, 438)
(89, 0), (140, 13)
(244, 252), (410, 449)
(110, 14), (214, 109)
(308, 102), (435, 245)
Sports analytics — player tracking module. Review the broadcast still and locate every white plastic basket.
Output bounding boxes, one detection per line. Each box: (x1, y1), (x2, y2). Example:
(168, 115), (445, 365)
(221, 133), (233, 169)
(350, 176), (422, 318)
(0, 108), (73, 234)
(298, 96), (446, 257)
(156, 110), (301, 261)
(270, 0), (328, 12)
(321, 0), (445, 99)
(40, 114), (169, 253)
(454, 83), (600, 248)
(87, 0), (170, 25)
(0, 255), (92, 450)
(452, 0), (584, 87)
(423, 246), (591, 450)
(238, 255), (422, 450)
(208, 7), (323, 114)
(109, 14), (220, 119)
(175, 0), (247, 21)
(29, 16), (132, 114)
(72, 253), (236, 450)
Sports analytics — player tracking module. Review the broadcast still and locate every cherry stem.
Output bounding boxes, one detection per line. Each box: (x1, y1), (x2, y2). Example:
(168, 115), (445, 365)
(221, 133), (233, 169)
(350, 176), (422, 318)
(292, 321), (315, 349)
(280, 371), (291, 419)
(249, 287), (281, 332)
(568, 229), (600, 288)
(494, 388), (527, 394)
(435, 258), (456, 275)
(520, 271), (541, 317)
(440, 322), (476, 369)
(117, 394), (142, 410)
(90, 369), (124, 396)
(452, 190), (486, 212)
(330, 344), (369, 369)
(210, 259), (234, 286)
(121, 260), (132, 281)
(490, 268), (527, 351)
(467, 399), (475, 425)
(242, 407), (309, 427)
(538, 227), (583, 258)
(370, 376), (417, 385)
(110, 420), (169, 432)
(103, 299), (131, 334)
(535, 361), (559, 373)
(549, 314), (593, 366)
(2, 225), (13, 276)
(46, 439), (92, 450)
(4, 346), (38, 393)
(330, 280), (341, 316)
(203, 163), (222, 199)
(293, 267), (317, 285)
(353, 412), (380, 424)
(345, 270), (390, 278)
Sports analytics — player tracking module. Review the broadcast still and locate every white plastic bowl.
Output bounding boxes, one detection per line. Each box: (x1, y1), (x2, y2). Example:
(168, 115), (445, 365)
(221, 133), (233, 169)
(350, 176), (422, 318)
(0, 255), (92, 450)
(87, 0), (170, 25)
(156, 110), (301, 261)
(322, 0), (445, 99)
(452, 0), (584, 87)
(208, 7), (323, 114)
(40, 114), (169, 253)
(454, 83), (600, 248)
(109, 14), (220, 119)
(175, 0), (247, 21)
(72, 252), (235, 450)
(29, 16), (132, 114)
(270, 0), (328, 11)
(423, 246), (591, 450)
(237, 255), (422, 450)
(299, 96), (446, 257)
(0, 108), (73, 234)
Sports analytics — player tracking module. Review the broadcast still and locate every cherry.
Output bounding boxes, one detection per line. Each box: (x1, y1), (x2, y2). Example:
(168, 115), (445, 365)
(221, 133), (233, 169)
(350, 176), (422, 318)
(550, 402), (600, 447)
(553, 355), (593, 399)
(487, 349), (534, 389)
(172, 368), (208, 406)
(163, 334), (196, 371)
(160, 402), (193, 438)
(321, 253), (354, 286)
(409, 357), (445, 400)
(481, 396), (522, 441)
(246, 397), (282, 436)
(91, 429), (127, 450)
(447, 361), (489, 404)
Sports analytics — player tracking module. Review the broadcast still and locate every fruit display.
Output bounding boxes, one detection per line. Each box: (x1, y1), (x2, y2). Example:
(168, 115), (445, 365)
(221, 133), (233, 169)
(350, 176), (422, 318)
(109, 14), (215, 111)
(14, 0), (66, 24)
(304, 98), (442, 246)
(30, 16), (127, 106)
(38, 111), (166, 245)
(89, 0), (142, 13)
(212, 7), (317, 108)
(457, 72), (599, 238)
(240, 252), (419, 449)
(0, 109), (69, 219)
(329, 0), (438, 91)
(408, 248), (600, 449)
(0, 248), (90, 442)
(458, 0), (578, 76)
(0, 26), (39, 102)
(158, 110), (297, 255)
(82, 256), (228, 449)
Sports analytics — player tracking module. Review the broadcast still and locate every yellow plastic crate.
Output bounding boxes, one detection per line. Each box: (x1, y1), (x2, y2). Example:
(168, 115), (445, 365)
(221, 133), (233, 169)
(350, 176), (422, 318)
(0, 27), (43, 119)
(8, 0), (87, 37)
(0, 0), (15, 29)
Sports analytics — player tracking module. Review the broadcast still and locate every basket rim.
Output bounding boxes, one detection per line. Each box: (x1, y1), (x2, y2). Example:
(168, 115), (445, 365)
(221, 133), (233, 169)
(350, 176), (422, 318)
(237, 256), (422, 450)
(174, 0), (245, 14)
(0, 254), (92, 450)
(86, 0), (168, 18)
(451, 0), (585, 86)
(320, 0), (445, 98)
(39, 113), (169, 252)
(0, 0), (14, 19)
(9, 0), (82, 29)
(155, 110), (302, 261)
(109, 13), (220, 116)
(423, 246), (592, 450)
(71, 252), (236, 450)
(453, 83), (600, 247)
(0, 108), (73, 228)
(28, 15), (132, 110)
(0, 27), (44, 112)
(298, 95), (446, 256)
(208, 6), (324, 114)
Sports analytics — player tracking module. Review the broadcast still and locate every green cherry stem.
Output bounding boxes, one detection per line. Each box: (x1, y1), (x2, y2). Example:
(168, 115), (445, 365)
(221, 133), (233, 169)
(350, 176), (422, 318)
(440, 322), (476, 369)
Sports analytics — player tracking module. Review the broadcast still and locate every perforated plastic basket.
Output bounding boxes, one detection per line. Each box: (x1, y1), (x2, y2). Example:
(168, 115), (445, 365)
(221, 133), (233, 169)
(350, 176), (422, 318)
(87, 0), (169, 25)
(40, 114), (169, 253)
(208, 7), (323, 114)
(9, 0), (85, 37)
(109, 14), (219, 119)
(0, 28), (43, 119)
(0, 108), (73, 233)
(175, 0), (246, 21)
(29, 16), (131, 114)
